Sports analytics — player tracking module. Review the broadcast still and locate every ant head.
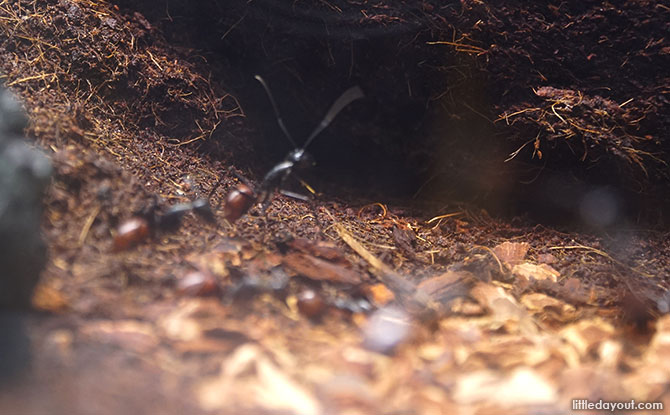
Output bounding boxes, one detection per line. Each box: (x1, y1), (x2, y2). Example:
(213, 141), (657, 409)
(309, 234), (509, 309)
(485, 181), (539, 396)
(288, 148), (315, 169)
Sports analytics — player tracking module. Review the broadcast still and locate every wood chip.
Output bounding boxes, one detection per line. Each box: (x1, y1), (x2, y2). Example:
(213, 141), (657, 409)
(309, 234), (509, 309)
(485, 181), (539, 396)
(521, 292), (577, 322)
(288, 238), (349, 264)
(560, 319), (615, 357)
(512, 262), (560, 282)
(454, 368), (557, 406)
(80, 320), (159, 354)
(492, 241), (530, 267)
(283, 252), (362, 284)
(363, 283), (396, 306)
(197, 344), (322, 415)
(416, 270), (473, 305)
(31, 283), (69, 312)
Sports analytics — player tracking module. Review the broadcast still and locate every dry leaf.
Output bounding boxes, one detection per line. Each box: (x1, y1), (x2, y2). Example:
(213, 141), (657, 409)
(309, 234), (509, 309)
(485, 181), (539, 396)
(471, 283), (522, 320)
(560, 367), (627, 403)
(318, 374), (377, 413)
(255, 357), (321, 415)
(416, 342), (451, 362)
(186, 249), (232, 278)
(449, 297), (485, 316)
(465, 336), (551, 369)
(625, 319), (670, 401)
(160, 299), (231, 342)
(521, 292), (568, 312)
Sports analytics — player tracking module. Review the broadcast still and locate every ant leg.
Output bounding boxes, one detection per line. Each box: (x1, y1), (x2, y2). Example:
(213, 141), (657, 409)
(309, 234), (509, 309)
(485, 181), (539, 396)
(159, 203), (193, 230)
(259, 168), (293, 215)
(184, 174), (229, 223)
(279, 173), (317, 202)
(260, 192), (273, 214)
(279, 188), (323, 232)
(182, 174), (224, 224)
(191, 198), (216, 223)
(229, 168), (256, 189)
(281, 177), (324, 234)
(207, 175), (226, 200)
(278, 189), (311, 201)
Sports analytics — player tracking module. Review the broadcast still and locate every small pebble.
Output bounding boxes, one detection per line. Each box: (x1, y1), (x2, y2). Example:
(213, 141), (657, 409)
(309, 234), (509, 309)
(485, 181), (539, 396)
(362, 306), (411, 354)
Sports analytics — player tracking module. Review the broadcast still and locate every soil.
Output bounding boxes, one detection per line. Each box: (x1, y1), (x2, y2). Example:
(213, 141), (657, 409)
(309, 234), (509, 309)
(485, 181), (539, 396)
(1, 1), (669, 414)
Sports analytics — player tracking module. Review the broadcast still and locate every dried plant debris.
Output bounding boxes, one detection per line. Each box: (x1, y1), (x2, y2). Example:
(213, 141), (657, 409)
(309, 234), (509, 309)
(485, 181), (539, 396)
(501, 86), (660, 175)
(1, 1), (670, 415)
(0, 0), (243, 184)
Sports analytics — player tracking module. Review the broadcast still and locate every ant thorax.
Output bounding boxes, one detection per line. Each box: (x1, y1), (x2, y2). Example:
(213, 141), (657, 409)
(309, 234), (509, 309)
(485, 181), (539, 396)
(261, 160), (294, 191)
(288, 148), (304, 162)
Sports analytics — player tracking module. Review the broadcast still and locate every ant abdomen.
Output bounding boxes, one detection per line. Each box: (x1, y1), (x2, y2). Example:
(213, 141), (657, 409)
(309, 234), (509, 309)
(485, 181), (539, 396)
(223, 184), (256, 222)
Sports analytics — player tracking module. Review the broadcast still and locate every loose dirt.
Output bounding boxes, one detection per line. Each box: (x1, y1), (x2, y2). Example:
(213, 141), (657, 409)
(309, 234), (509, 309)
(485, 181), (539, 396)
(1, 1), (669, 414)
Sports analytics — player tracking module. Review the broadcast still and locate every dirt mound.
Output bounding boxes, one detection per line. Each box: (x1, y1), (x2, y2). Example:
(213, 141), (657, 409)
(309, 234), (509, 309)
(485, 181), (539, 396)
(117, 0), (670, 220)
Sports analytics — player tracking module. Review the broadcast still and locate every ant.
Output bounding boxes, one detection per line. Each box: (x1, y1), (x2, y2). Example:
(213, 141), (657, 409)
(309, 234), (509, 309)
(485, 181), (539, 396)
(222, 75), (364, 222)
(113, 76), (363, 250)
(113, 194), (216, 251)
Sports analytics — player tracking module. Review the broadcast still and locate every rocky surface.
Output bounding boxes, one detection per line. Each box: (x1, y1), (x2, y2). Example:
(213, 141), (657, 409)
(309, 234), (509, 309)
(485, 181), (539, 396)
(0, 87), (51, 309)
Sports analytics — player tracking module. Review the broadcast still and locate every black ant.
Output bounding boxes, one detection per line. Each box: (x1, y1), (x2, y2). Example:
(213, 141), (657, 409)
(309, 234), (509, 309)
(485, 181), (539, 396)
(113, 76), (363, 250)
(157, 197), (215, 229)
(113, 195), (216, 251)
(223, 75), (364, 222)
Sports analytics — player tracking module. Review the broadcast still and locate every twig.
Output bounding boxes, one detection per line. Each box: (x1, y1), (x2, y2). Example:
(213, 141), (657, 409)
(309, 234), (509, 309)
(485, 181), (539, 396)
(324, 208), (417, 298)
(548, 244), (654, 278)
(78, 204), (101, 247)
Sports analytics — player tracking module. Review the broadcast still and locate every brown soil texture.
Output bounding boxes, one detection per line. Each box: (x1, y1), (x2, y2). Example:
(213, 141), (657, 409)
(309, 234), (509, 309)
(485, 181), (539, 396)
(1, 1), (669, 414)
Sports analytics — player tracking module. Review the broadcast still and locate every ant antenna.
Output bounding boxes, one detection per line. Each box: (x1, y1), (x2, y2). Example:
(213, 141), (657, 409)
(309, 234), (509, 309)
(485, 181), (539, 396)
(254, 75), (298, 148)
(302, 85), (364, 150)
